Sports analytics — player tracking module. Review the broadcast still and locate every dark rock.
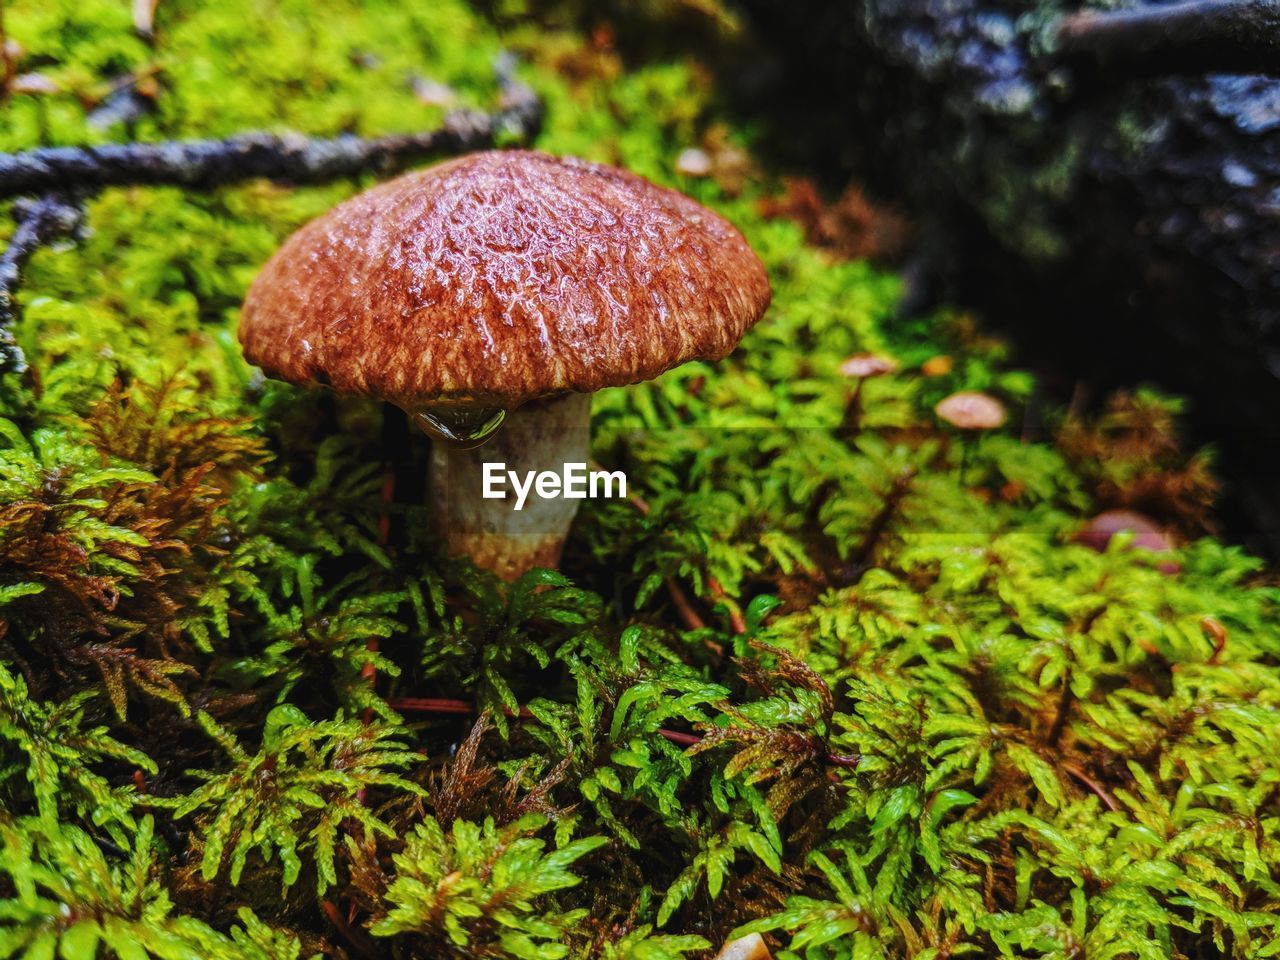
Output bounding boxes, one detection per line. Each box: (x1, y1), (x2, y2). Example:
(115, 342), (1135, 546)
(735, 0), (1280, 552)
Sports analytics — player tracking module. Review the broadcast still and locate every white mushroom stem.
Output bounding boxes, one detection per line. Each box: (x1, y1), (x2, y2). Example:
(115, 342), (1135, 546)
(427, 392), (591, 580)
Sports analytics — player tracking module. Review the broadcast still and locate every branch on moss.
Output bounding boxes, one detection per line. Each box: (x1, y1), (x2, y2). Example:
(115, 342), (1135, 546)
(0, 193), (85, 373)
(1053, 0), (1280, 78)
(0, 69), (540, 198)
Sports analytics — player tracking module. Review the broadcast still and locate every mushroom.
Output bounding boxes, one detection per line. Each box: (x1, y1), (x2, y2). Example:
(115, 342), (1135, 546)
(675, 147), (714, 178)
(921, 354), (953, 377)
(1076, 509), (1180, 574)
(714, 933), (772, 960)
(935, 391), (1007, 430)
(239, 149), (771, 579)
(1076, 507), (1178, 553)
(839, 352), (898, 379)
(838, 352), (897, 432)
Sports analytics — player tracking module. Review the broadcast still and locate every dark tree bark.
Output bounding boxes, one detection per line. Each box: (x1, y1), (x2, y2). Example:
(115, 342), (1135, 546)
(1055, 0), (1280, 77)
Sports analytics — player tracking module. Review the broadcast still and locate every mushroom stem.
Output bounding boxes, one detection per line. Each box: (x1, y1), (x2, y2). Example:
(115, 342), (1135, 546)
(428, 392), (591, 580)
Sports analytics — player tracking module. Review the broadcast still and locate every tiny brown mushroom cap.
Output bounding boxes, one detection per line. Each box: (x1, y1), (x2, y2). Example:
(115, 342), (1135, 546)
(238, 149), (772, 410)
(935, 391), (1007, 430)
(840, 352), (898, 378)
(1076, 509), (1175, 554)
(715, 933), (773, 960)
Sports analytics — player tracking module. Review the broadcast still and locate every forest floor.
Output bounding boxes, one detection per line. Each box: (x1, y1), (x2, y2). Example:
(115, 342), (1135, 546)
(1, 2), (1277, 958)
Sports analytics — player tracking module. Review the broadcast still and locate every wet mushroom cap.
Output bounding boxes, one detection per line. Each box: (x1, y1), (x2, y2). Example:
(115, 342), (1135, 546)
(935, 391), (1007, 429)
(238, 149), (772, 409)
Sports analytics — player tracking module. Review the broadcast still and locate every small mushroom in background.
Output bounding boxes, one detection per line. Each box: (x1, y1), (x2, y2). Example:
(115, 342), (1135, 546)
(839, 353), (898, 380)
(240, 149), (771, 579)
(675, 128), (753, 194)
(1076, 509), (1180, 573)
(675, 147), (714, 178)
(921, 354), (953, 377)
(935, 391), (1006, 430)
(714, 933), (772, 960)
(133, 0), (159, 39)
(839, 351), (897, 431)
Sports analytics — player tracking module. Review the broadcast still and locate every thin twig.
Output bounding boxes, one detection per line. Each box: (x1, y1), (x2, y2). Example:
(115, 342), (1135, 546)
(1202, 615), (1228, 664)
(362, 454), (397, 687)
(820, 751), (863, 769)
(358, 457), (396, 732)
(658, 728), (700, 748)
(0, 71), (540, 198)
(1062, 762), (1119, 812)
(666, 576), (707, 631)
(591, 459), (649, 516)
(321, 900), (381, 960)
(707, 575), (746, 635)
(391, 696), (530, 717)
(1045, 676), (1073, 749)
(605, 473), (743, 637)
(0, 193), (84, 373)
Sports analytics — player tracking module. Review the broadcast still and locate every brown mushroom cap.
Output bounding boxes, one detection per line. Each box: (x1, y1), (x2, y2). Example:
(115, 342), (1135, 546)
(935, 391), (1007, 430)
(239, 150), (771, 409)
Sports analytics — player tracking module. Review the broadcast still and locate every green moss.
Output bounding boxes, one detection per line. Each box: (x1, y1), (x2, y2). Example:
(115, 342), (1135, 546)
(2, 1), (1278, 958)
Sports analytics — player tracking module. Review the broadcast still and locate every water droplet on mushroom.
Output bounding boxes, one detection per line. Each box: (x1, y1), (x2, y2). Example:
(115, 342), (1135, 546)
(410, 404), (507, 449)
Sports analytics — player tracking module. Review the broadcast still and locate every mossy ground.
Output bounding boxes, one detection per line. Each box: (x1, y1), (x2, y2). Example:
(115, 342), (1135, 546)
(1, 2), (1278, 958)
